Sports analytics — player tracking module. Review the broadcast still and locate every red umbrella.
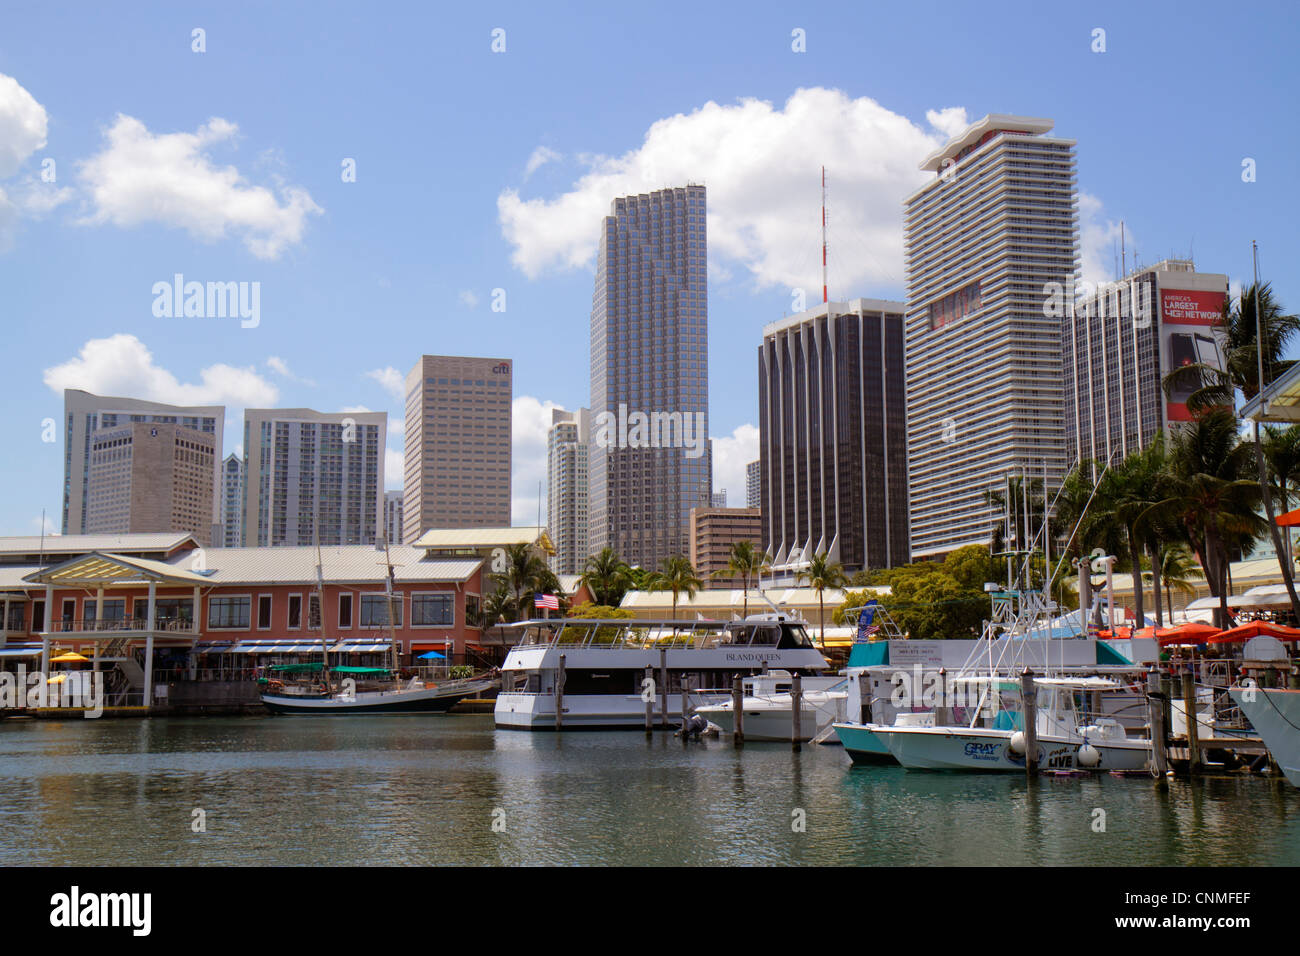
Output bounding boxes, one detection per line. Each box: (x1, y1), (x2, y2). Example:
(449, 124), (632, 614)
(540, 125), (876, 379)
(1276, 507), (1300, 527)
(1155, 622), (1222, 646)
(1207, 620), (1300, 644)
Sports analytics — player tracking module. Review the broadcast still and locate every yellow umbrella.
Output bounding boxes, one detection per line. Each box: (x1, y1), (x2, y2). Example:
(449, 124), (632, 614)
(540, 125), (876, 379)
(46, 674), (66, 685)
(50, 651), (89, 663)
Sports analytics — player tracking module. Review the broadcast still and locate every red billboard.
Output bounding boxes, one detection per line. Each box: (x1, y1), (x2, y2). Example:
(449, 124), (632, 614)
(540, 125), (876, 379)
(1162, 287), (1227, 422)
(1161, 288), (1225, 326)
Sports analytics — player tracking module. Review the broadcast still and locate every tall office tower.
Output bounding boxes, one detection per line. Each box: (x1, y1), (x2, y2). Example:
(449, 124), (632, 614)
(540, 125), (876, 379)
(547, 408), (590, 574)
(85, 423), (216, 545)
(758, 298), (910, 581)
(403, 355), (513, 537)
(711, 491), (728, 508)
(1064, 259), (1228, 469)
(62, 389), (224, 536)
(220, 453), (244, 547)
(242, 408), (386, 547)
(384, 490), (404, 546)
(746, 459), (761, 510)
(589, 184), (711, 567)
(904, 114), (1078, 560)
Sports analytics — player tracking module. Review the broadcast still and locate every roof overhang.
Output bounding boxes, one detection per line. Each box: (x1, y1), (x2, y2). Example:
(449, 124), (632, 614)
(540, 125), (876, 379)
(22, 552), (213, 588)
(1241, 361), (1300, 422)
(919, 114), (1056, 172)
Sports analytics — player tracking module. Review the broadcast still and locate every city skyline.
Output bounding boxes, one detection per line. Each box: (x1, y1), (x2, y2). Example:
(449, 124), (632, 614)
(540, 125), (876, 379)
(4, 3), (1298, 542)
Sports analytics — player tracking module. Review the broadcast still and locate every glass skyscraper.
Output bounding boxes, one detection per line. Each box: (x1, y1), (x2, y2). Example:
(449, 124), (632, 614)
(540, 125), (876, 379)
(589, 184), (711, 568)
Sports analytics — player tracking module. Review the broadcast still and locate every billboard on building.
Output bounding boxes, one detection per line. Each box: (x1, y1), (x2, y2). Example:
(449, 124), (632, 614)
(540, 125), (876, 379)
(1162, 288), (1227, 422)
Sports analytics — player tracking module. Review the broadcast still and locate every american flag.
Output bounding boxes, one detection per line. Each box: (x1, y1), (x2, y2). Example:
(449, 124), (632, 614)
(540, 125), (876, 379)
(855, 600), (880, 642)
(534, 593), (560, 611)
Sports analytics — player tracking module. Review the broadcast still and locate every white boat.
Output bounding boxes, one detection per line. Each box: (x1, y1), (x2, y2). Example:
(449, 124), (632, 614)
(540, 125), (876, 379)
(494, 615), (830, 730)
(834, 712), (933, 764)
(1229, 685), (1300, 787)
(261, 672), (496, 715)
(694, 670), (848, 741)
(870, 676), (1152, 772)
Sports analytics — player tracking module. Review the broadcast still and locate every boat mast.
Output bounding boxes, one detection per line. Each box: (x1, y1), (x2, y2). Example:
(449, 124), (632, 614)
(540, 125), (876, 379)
(382, 538), (401, 682)
(314, 538), (333, 694)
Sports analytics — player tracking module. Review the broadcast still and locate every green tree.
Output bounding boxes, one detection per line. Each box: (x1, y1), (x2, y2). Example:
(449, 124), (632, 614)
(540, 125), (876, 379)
(578, 547), (632, 608)
(650, 555), (703, 622)
(497, 542), (551, 620)
(796, 551), (848, 647)
(713, 540), (771, 618)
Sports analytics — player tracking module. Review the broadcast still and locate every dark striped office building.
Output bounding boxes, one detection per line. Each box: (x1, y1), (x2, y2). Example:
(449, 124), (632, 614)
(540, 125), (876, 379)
(757, 299), (910, 582)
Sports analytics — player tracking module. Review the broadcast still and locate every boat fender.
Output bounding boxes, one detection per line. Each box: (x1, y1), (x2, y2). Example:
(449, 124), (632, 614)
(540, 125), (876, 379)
(1077, 743), (1101, 767)
(1009, 731), (1026, 754)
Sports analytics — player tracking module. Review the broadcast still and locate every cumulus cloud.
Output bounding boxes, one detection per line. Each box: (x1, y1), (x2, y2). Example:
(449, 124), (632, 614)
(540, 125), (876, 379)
(458, 289), (479, 308)
(711, 422), (759, 507)
(385, 447), (403, 491)
(524, 145), (561, 178)
(0, 73), (47, 178)
(498, 87), (945, 293)
(1078, 192), (1137, 290)
(76, 115), (322, 259)
(266, 355), (316, 386)
(512, 395), (562, 525)
(925, 106), (970, 142)
(43, 333), (279, 407)
(365, 366), (405, 402)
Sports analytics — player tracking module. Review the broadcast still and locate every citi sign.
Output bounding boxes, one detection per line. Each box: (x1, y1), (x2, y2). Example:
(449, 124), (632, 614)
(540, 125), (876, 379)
(491, 363), (510, 375)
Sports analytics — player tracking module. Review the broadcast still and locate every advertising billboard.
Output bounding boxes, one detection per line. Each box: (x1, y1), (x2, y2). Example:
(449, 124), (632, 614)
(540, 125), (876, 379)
(1162, 288), (1227, 422)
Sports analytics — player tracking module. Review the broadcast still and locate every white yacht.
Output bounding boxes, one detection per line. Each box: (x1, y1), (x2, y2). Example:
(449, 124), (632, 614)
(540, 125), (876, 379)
(1229, 685), (1300, 787)
(494, 615), (830, 730)
(694, 670), (848, 742)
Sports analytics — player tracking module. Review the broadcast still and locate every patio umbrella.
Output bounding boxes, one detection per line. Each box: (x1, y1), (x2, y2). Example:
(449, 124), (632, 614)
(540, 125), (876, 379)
(1275, 506), (1300, 527)
(417, 651), (445, 660)
(1155, 622), (1221, 646)
(50, 651), (89, 663)
(1207, 620), (1300, 644)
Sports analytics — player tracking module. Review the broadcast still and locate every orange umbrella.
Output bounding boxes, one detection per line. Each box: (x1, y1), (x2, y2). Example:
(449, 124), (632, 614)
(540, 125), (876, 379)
(1207, 620), (1300, 644)
(1276, 507), (1300, 527)
(1155, 622), (1222, 646)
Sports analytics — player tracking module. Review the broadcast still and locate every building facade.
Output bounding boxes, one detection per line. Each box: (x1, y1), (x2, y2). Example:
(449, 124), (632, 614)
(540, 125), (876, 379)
(62, 389), (224, 539)
(547, 408), (590, 575)
(758, 299), (910, 580)
(689, 506), (762, 588)
(904, 114), (1078, 559)
(384, 490), (404, 547)
(403, 355), (513, 537)
(589, 184), (711, 567)
(242, 408), (386, 547)
(746, 460), (761, 510)
(85, 423), (216, 546)
(220, 453), (243, 548)
(1064, 259), (1229, 469)
(711, 491), (728, 508)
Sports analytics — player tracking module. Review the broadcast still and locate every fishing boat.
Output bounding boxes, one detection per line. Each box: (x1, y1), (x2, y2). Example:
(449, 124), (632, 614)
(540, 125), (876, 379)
(1229, 685), (1300, 786)
(494, 613), (829, 730)
(694, 670), (848, 742)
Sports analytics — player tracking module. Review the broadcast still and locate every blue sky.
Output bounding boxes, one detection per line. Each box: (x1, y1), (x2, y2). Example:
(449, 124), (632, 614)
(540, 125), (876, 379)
(2, 0), (1297, 535)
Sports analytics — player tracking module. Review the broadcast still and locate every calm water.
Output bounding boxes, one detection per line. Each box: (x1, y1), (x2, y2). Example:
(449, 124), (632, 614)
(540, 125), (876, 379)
(1, 714), (1297, 866)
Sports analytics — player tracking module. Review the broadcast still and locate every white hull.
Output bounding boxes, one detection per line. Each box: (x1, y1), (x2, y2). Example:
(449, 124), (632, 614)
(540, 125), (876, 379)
(873, 724), (1152, 772)
(1230, 686), (1300, 787)
(495, 692), (730, 729)
(695, 692), (847, 742)
(263, 678), (494, 714)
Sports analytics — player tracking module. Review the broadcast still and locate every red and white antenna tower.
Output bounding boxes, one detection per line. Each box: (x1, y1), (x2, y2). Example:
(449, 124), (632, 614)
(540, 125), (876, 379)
(821, 166), (828, 305)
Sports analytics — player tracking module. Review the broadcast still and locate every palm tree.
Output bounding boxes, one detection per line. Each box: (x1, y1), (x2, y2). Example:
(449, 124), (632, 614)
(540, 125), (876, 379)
(1155, 543), (1201, 622)
(578, 547), (631, 607)
(1165, 280), (1300, 620)
(1113, 440), (1172, 626)
(651, 555), (703, 621)
(498, 542), (550, 619)
(796, 551), (848, 647)
(1263, 424), (1300, 563)
(713, 540), (771, 618)
(1142, 408), (1266, 628)
(1056, 459), (1126, 626)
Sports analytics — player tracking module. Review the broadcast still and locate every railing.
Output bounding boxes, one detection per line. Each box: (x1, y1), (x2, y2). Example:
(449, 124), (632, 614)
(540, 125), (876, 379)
(510, 620), (802, 651)
(45, 618), (199, 634)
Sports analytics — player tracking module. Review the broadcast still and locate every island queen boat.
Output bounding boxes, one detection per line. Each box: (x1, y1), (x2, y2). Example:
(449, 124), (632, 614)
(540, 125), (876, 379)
(494, 615), (830, 730)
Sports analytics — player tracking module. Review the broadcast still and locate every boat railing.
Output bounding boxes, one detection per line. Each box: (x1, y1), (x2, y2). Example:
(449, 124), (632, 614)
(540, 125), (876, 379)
(509, 619), (735, 650)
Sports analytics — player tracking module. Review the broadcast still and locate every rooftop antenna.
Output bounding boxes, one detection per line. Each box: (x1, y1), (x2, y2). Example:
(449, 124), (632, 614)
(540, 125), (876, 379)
(1121, 220), (1126, 276)
(821, 166), (828, 307)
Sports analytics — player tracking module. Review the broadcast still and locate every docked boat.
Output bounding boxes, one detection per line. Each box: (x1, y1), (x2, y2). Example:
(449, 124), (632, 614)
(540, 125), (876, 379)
(260, 664), (495, 715)
(1229, 685), (1300, 786)
(494, 614), (830, 730)
(694, 670), (848, 741)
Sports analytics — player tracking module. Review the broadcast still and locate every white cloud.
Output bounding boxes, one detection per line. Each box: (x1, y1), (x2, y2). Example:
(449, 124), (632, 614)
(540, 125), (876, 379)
(512, 395), (562, 525)
(711, 423), (759, 507)
(497, 88), (945, 293)
(339, 404), (372, 414)
(76, 115), (322, 259)
(385, 447), (403, 491)
(266, 355), (316, 386)
(43, 333), (279, 407)
(1078, 192), (1137, 289)
(458, 289), (479, 308)
(365, 366), (405, 402)
(0, 73), (47, 178)
(388, 416), (404, 438)
(32, 513), (59, 536)
(524, 145), (562, 179)
(925, 107), (970, 142)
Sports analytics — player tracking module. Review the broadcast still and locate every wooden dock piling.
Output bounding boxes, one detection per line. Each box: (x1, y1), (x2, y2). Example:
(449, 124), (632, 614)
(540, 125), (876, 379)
(1020, 669), (1037, 777)
(791, 672), (803, 751)
(732, 674), (744, 745)
(1146, 669), (1169, 781)
(555, 654), (565, 731)
(1182, 669), (1200, 775)
(644, 665), (653, 736)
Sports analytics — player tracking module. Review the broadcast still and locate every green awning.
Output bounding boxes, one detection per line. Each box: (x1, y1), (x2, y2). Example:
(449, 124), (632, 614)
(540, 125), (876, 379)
(847, 642), (889, 667)
(332, 666), (391, 674)
(1096, 641), (1134, 666)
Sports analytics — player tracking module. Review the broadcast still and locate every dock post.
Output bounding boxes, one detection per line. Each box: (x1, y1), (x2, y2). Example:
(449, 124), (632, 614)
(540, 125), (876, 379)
(791, 672), (803, 751)
(644, 665), (653, 737)
(658, 647), (668, 731)
(1146, 669), (1169, 782)
(1020, 669), (1038, 777)
(732, 674), (744, 746)
(555, 654), (565, 731)
(858, 673), (872, 724)
(1182, 668), (1200, 775)
(934, 667), (950, 726)
(680, 680), (689, 741)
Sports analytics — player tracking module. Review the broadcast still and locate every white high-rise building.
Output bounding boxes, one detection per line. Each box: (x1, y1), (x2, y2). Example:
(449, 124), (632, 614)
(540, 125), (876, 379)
(384, 490), (404, 546)
(220, 453), (243, 548)
(548, 408), (590, 575)
(242, 408), (386, 547)
(904, 114), (1078, 559)
(746, 460), (761, 510)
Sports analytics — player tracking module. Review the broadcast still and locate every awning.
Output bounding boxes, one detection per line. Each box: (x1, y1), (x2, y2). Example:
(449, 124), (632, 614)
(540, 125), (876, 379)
(329, 641), (392, 653)
(1208, 620), (1300, 644)
(229, 640), (326, 654)
(1277, 507), (1300, 527)
(0, 647), (42, 658)
(195, 643), (235, 654)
